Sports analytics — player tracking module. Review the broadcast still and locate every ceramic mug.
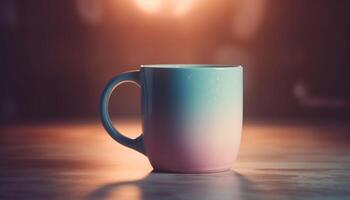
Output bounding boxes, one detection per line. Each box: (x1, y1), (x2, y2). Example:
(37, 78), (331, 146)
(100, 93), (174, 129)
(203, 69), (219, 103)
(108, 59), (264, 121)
(100, 64), (243, 173)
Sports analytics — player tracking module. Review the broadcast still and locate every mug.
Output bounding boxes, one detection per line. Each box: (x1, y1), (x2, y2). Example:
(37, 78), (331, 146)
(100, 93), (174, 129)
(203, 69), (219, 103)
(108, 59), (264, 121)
(100, 64), (243, 173)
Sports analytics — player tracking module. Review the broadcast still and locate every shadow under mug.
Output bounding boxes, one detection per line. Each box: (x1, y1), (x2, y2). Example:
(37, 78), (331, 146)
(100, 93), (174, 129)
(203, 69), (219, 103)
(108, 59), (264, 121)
(100, 64), (243, 173)
(85, 171), (262, 200)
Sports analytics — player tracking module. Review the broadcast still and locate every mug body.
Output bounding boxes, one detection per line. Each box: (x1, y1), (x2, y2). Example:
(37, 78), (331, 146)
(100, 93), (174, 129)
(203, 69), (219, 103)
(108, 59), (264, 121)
(140, 64), (243, 173)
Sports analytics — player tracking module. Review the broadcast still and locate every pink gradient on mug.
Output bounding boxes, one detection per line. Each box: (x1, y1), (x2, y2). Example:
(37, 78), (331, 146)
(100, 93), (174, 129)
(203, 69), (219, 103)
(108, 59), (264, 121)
(144, 116), (242, 173)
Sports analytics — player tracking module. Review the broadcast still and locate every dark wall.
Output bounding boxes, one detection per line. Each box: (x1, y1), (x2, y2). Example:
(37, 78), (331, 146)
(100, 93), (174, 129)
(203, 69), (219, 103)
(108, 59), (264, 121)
(1, 0), (350, 122)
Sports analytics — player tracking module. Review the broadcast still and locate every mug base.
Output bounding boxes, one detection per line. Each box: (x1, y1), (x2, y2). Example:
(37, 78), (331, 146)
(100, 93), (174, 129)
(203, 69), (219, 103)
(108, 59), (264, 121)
(152, 167), (231, 174)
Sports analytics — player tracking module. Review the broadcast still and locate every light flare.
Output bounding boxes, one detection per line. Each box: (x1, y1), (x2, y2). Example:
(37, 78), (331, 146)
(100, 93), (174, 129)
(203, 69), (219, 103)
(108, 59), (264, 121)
(133, 0), (197, 16)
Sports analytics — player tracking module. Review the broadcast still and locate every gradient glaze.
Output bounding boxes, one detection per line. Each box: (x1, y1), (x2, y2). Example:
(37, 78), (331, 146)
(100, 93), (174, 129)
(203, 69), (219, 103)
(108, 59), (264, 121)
(100, 65), (243, 173)
(141, 65), (242, 173)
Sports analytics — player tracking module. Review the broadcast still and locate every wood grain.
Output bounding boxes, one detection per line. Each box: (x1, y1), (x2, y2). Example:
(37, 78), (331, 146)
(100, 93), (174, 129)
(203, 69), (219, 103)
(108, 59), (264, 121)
(0, 120), (349, 200)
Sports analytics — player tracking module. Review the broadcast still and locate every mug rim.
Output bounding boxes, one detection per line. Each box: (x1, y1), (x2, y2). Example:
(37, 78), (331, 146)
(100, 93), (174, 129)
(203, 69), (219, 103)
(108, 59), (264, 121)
(141, 64), (242, 69)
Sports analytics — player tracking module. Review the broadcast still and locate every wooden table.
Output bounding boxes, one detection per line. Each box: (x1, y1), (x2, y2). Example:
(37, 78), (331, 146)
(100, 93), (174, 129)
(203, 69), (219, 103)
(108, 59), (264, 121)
(1, 119), (349, 200)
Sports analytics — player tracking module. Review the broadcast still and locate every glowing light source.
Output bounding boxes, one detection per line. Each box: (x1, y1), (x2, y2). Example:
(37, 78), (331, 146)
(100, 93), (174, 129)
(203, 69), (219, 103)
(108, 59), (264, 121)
(172, 0), (197, 16)
(133, 0), (197, 16)
(134, 0), (162, 14)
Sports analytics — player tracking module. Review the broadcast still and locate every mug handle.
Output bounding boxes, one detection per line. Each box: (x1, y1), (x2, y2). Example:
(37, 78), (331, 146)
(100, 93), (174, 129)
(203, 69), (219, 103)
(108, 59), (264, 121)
(100, 70), (145, 155)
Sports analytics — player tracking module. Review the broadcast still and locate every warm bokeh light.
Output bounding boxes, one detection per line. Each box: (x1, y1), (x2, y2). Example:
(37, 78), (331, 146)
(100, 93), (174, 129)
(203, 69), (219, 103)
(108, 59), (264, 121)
(172, 0), (198, 16)
(133, 0), (198, 16)
(232, 0), (266, 40)
(134, 0), (162, 14)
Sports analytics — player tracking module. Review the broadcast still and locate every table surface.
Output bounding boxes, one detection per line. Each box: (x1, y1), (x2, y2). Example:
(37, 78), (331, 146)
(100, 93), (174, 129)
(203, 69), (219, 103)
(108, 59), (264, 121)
(1, 119), (349, 200)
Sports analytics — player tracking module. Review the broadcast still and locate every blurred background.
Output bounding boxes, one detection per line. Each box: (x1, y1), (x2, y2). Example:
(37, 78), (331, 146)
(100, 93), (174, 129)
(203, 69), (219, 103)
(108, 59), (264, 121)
(1, 0), (350, 123)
